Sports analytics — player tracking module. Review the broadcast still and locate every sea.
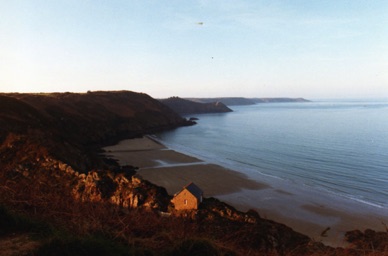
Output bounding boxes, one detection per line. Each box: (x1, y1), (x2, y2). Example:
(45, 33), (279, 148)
(155, 99), (388, 212)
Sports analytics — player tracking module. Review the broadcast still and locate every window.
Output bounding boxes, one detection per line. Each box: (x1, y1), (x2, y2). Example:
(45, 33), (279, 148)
(184, 199), (188, 205)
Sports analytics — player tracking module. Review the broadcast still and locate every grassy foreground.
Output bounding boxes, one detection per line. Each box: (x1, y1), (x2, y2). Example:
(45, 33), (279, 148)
(0, 204), (237, 256)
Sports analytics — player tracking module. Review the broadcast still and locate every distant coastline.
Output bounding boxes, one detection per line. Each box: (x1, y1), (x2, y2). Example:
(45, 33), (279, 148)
(159, 96), (309, 115)
(186, 97), (310, 106)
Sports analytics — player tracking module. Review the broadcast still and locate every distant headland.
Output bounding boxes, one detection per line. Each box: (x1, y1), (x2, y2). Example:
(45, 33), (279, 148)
(160, 96), (309, 115)
(186, 97), (310, 105)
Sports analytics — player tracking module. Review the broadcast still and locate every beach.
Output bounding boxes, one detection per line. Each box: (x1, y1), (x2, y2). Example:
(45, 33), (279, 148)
(103, 136), (387, 247)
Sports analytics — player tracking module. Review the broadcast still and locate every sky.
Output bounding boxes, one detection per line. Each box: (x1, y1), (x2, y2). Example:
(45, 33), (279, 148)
(1, 0), (387, 99)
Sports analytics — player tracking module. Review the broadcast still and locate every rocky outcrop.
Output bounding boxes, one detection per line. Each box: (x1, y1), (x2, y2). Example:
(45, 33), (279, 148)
(193, 197), (324, 255)
(73, 170), (171, 211)
(159, 97), (232, 115)
(345, 229), (388, 253)
(198, 197), (260, 223)
(0, 132), (171, 214)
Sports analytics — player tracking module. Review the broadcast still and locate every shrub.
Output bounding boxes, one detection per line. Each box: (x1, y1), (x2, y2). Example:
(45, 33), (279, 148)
(35, 235), (154, 256)
(168, 238), (221, 256)
(0, 204), (52, 237)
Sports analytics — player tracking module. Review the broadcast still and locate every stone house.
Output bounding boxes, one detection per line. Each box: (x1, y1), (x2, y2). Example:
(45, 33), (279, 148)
(171, 182), (203, 210)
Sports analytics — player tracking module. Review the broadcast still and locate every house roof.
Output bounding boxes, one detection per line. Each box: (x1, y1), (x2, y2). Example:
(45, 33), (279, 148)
(184, 182), (203, 200)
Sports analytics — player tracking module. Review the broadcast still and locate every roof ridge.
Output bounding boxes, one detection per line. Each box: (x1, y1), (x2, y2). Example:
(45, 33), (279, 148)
(184, 181), (194, 188)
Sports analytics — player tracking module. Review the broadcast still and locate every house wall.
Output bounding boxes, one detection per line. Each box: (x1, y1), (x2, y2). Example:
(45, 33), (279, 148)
(172, 188), (198, 210)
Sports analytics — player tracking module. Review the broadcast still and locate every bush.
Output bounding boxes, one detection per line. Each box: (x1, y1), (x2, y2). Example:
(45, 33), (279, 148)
(0, 204), (52, 237)
(35, 234), (155, 256)
(168, 238), (221, 256)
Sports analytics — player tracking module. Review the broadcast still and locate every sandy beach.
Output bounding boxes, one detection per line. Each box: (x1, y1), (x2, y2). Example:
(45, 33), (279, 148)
(104, 137), (267, 195)
(103, 136), (388, 247)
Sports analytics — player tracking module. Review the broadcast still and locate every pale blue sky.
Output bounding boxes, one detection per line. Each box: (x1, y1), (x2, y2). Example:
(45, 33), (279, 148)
(1, 0), (387, 99)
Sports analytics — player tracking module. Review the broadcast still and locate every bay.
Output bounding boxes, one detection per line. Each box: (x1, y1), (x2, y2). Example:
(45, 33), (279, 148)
(156, 100), (388, 209)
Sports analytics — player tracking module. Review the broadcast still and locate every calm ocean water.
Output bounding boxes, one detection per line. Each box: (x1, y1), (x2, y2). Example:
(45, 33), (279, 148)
(156, 100), (388, 210)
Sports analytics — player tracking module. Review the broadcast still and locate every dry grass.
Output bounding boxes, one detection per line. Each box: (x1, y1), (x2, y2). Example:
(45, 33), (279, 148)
(0, 233), (41, 256)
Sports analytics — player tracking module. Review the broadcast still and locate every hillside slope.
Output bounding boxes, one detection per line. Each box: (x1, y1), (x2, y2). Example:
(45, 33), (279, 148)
(0, 91), (193, 171)
(159, 97), (232, 115)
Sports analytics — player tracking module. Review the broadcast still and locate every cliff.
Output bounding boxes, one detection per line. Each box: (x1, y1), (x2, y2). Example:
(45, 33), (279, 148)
(0, 91), (193, 171)
(159, 97), (233, 115)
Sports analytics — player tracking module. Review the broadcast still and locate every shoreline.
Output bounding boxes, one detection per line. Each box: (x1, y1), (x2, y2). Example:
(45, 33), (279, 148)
(103, 136), (388, 247)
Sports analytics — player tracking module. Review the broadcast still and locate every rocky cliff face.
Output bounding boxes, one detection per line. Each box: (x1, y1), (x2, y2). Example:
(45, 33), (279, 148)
(0, 117), (173, 214)
(73, 170), (171, 211)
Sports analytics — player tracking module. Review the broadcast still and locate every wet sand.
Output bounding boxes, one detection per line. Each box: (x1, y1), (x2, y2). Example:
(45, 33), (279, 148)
(104, 137), (267, 195)
(103, 136), (388, 247)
